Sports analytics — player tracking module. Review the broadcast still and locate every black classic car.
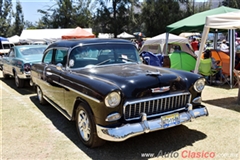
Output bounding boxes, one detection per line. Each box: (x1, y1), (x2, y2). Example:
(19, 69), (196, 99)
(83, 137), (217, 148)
(31, 38), (208, 148)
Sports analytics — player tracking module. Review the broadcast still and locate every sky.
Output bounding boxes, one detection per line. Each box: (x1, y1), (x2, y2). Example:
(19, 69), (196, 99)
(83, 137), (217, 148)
(12, 0), (55, 23)
(12, 0), (208, 23)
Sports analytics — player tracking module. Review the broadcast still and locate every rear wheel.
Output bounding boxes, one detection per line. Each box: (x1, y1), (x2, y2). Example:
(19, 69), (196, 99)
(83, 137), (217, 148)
(14, 72), (24, 88)
(36, 86), (47, 105)
(75, 103), (105, 148)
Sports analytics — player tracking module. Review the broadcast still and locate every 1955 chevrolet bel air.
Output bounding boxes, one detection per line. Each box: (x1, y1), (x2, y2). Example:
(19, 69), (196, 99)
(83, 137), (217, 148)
(31, 38), (208, 148)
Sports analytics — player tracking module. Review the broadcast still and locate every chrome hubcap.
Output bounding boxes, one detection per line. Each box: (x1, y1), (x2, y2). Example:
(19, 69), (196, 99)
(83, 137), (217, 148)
(37, 87), (42, 101)
(15, 74), (19, 86)
(78, 110), (91, 141)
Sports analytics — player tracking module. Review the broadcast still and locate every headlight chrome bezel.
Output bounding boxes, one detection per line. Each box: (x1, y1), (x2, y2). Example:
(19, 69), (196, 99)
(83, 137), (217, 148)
(194, 78), (205, 93)
(104, 91), (121, 108)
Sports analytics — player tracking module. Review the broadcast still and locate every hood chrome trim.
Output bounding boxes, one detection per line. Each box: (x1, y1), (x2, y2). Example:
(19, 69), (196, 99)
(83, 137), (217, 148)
(151, 86), (170, 93)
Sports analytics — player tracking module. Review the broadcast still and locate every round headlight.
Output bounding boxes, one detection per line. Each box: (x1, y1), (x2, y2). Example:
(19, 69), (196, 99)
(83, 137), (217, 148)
(105, 92), (121, 108)
(194, 78), (205, 92)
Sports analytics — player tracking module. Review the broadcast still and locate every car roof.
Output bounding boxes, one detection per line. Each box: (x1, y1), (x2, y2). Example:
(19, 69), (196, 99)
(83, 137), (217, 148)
(14, 45), (48, 49)
(47, 38), (133, 49)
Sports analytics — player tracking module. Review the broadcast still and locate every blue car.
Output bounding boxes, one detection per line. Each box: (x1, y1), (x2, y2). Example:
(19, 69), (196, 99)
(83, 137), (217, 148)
(1, 45), (47, 87)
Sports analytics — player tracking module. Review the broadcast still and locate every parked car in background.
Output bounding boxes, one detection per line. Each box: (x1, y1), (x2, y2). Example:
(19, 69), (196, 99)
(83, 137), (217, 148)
(0, 45), (47, 87)
(30, 41), (49, 45)
(31, 39), (208, 148)
(0, 41), (15, 56)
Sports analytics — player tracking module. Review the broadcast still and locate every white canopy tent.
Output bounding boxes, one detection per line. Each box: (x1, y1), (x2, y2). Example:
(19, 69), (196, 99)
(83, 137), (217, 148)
(179, 32), (200, 38)
(7, 35), (20, 43)
(98, 33), (114, 38)
(117, 32), (135, 39)
(140, 33), (195, 56)
(194, 11), (240, 88)
(19, 28), (93, 43)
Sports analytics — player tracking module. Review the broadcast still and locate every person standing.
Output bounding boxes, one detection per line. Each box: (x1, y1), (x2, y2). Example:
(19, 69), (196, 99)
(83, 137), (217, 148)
(191, 38), (199, 51)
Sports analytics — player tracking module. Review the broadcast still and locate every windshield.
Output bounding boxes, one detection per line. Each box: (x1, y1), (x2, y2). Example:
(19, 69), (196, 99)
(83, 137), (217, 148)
(69, 43), (141, 68)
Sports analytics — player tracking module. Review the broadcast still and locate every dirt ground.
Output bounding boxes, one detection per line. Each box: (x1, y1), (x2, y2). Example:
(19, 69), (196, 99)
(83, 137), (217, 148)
(0, 71), (240, 160)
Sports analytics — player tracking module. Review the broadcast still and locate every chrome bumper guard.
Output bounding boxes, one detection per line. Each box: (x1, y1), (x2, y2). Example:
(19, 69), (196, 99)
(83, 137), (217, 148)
(96, 107), (208, 142)
(18, 71), (31, 79)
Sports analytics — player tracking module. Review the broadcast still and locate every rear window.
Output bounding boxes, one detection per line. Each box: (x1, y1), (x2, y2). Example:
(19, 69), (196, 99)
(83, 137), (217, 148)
(19, 47), (46, 55)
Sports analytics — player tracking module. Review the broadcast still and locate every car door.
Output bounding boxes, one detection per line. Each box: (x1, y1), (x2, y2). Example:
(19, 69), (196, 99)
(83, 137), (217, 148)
(3, 48), (15, 76)
(39, 49), (55, 101)
(47, 48), (68, 108)
(42, 48), (67, 108)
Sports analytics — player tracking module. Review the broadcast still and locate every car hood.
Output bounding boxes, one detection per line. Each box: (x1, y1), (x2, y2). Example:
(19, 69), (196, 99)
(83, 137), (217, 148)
(73, 64), (197, 98)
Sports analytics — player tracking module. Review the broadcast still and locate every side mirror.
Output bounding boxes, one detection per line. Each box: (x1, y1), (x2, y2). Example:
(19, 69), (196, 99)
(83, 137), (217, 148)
(69, 59), (75, 67)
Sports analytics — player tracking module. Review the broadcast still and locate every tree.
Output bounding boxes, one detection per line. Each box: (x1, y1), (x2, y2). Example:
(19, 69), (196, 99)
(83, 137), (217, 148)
(141, 0), (184, 37)
(73, 0), (95, 28)
(222, 0), (228, 6)
(12, 0), (24, 36)
(127, 0), (142, 34)
(193, 0), (211, 13)
(92, 3), (112, 34)
(24, 20), (38, 29)
(94, 0), (138, 37)
(37, 0), (95, 29)
(0, 0), (12, 37)
(222, 0), (240, 8)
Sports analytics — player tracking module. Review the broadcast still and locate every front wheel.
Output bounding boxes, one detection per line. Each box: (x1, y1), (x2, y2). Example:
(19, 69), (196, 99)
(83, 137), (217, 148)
(75, 103), (105, 148)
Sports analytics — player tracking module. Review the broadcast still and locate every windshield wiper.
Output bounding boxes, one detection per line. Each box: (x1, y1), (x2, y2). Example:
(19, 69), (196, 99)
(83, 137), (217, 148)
(118, 57), (137, 63)
(96, 59), (111, 65)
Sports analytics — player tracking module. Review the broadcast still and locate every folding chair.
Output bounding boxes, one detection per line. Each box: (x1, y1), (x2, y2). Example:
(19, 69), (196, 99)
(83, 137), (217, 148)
(233, 69), (240, 87)
(233, 69), (240, 104)
(198, 58), (218, 85)
(209, 59), (232, 86)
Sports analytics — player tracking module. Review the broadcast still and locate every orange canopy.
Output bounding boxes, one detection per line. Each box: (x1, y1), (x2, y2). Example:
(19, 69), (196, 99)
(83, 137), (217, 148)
(61, 27), (95, 39)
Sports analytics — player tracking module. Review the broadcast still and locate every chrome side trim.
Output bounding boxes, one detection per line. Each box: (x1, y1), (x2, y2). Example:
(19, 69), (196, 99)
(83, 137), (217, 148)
(43, 95), (72, 120)
(96, 107), (208, 142)
(52, 80), (100, 103)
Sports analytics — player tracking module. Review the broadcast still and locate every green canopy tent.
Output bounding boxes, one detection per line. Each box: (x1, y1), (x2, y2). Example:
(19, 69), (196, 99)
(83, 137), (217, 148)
(163, 6), (239, 68)
(166, 6), (239, 35)
(169, 51), (196, 72)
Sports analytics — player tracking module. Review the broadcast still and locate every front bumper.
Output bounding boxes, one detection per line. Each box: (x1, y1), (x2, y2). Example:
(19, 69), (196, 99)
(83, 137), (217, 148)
(96, 107), (208, 142)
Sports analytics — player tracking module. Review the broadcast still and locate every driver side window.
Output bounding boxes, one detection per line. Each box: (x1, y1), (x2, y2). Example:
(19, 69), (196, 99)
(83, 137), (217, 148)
(43, 50), (53, 64)
(54, 49), (68, 66)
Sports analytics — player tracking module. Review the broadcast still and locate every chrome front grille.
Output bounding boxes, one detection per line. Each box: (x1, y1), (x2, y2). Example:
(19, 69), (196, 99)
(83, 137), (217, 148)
(124, 92), (191, 121)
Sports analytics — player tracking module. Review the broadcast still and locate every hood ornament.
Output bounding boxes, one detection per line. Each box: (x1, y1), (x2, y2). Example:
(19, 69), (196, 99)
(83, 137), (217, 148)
(146, 70), (161, 76)
(151, 86), (170, 93)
